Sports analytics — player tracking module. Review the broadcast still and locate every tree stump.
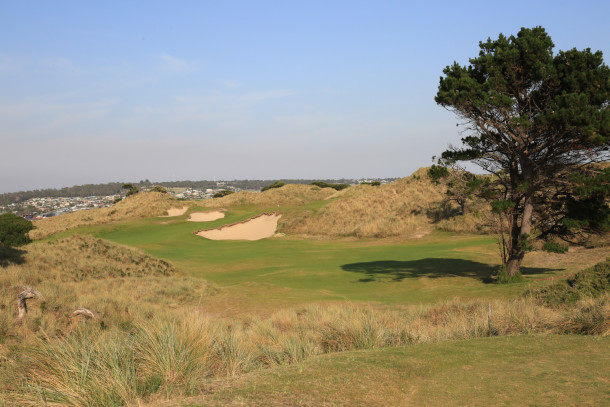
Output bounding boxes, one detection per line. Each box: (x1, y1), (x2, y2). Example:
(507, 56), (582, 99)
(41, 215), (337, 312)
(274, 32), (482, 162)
(15, 286), (44, 326)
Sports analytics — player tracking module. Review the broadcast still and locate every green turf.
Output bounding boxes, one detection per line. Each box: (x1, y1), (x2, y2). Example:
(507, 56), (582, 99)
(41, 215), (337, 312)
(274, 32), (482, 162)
(180, 334), (610, 406)
(77, 208), (563, 306)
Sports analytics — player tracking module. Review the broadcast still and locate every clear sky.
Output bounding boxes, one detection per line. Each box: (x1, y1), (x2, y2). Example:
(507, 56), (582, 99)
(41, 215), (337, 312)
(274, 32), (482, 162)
(1, 1), (609, 193)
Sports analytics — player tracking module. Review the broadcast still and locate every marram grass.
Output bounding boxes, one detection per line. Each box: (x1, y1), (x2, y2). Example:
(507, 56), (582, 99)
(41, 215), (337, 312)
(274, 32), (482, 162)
(2, 296), (608, 406)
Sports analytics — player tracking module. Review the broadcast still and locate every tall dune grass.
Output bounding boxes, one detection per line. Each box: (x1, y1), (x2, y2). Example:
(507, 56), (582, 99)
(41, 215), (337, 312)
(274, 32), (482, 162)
(2, 296), (608, 406)
(203, 184), (336, 208)
(281, 174), (445, 238)
(0, 235), (217, 342)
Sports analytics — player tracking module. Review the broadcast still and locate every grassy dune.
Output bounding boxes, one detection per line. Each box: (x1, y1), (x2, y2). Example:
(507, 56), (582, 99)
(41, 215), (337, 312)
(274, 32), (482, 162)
(280, 174), (445, 238)
(203, 183), (337, 208)
(0, 235), (217, 342)
(200, 170), (487, 239)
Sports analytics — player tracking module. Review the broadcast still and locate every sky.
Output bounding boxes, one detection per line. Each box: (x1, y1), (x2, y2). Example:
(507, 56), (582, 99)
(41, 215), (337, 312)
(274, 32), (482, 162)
(1, 1), (609, 193)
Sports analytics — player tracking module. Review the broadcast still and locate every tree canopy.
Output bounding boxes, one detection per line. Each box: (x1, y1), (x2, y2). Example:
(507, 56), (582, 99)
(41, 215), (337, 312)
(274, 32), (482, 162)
(435, 26), (609, 277)
(0, 213), (34, 247)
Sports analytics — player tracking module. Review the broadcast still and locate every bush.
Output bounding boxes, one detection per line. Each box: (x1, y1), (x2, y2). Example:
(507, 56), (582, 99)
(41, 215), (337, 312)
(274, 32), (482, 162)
(213, 190), (234, 198)
(360, 181), (381, 186)
(495, 265), (524, 284)
(310, 182), (350, 191)
(543, 241), (568, 254)
(261, 181), (285, 192)
(0, 213), (34, 247)
(150, 186), (168, 194)
(427, 165), (449, 184)
(528, 258), (610, 306)
(122, 183), (139, 197)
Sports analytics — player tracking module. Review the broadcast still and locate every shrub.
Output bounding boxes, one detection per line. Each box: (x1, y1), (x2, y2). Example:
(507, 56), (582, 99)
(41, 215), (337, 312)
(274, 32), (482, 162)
(0, 213), (34, 247)
(213, 190), (234, 198)
(496, 265), (524, 284)
(427, 165), (449, 184)
(122, 183), (139, 197)
(150, 186), (168, 194)
(543, 241), (568, 253)
(261, 181), (285, 192)
(309, 182), (350, 191)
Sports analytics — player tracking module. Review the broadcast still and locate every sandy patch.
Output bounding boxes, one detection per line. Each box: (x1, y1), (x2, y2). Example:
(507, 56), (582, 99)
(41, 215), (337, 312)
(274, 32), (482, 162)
(188, 211), (225, 222)
(163, 206), (189, 217)
(196, 213), (282, 241)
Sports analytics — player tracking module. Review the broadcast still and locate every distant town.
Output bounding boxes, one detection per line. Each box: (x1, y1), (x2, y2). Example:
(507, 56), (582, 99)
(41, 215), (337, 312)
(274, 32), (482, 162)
(0, 179), (396, 219)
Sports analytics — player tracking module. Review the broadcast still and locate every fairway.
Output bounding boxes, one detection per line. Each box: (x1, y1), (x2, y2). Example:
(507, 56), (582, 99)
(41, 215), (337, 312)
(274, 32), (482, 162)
(84, 208), (572, 311)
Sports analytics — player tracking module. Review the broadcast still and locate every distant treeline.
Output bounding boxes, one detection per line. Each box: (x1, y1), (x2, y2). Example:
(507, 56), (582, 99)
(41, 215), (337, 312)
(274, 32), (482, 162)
(0, 178), (398, 205)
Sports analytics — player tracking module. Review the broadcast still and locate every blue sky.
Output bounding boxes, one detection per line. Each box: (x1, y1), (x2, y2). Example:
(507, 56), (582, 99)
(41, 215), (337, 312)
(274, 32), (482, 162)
(1, 1), (609, 193)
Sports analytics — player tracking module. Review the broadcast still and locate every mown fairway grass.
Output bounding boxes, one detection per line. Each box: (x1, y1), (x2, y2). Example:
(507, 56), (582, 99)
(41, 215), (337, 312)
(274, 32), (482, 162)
(173, 334), (610, 407)
(70, 205), (592, 314)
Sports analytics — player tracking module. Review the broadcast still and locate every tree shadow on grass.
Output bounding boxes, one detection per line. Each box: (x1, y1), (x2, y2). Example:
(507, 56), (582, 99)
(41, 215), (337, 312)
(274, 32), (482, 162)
(0, 245), (27, 267)
(341, 258), (560, 284)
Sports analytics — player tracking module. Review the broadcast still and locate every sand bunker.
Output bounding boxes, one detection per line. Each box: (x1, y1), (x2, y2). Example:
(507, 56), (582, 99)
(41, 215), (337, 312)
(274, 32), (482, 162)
(195, 213), (282, 241)
(188, 210), (225, 222)
(163, 206), (189, 217)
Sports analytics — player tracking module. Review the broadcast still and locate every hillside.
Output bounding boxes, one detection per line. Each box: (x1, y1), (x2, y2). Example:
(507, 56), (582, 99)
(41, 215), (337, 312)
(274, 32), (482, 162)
(279, 170), (445, 238)
(203, 183), (337, 207)
(30, 191), (185, 239)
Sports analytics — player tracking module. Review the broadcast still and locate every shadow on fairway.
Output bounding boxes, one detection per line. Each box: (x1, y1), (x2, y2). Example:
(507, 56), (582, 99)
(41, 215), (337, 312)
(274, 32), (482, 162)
(341, 258), (559, 283)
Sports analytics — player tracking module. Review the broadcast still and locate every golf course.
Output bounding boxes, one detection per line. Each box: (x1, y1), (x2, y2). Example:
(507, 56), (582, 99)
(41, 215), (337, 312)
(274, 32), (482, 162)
(1, 177), (608, 406)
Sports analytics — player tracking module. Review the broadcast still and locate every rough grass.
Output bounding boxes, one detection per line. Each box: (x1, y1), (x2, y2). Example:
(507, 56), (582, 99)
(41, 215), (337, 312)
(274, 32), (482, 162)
(528, 257), (610, 307)
(2, 297), (608, 406)
(281, 174), (445, 238)
(30, 192), (184, 239)
(0, 235), (217, 345)
(203, 184), (336, 208)
(175, 334), (610, 407)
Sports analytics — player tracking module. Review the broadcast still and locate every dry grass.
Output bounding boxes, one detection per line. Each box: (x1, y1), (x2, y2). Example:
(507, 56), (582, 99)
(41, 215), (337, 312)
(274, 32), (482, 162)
(0, 235), (217, 344)
(203, 184), (336, 208)
(281, 172), (445, 238)
(31, 192), (184, 239)
(2, 295), (608, 406)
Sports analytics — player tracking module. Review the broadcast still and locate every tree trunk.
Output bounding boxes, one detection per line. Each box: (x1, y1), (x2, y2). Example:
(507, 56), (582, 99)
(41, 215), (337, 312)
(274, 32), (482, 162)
(505, 195), (535, 277)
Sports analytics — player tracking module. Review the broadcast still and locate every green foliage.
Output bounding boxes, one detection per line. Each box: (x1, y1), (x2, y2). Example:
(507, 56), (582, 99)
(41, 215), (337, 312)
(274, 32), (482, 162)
(495, 265), (524, 284)
(310, 182), (350, 191)
(122, 183), (139, 197)
(213, 190), (234, 198)
(360, 181), (381, 186)
(427, 165), (449, 184)
(435, 26), (609, 274)
(560, 168), (610, 234)
(261, 181), (286, 192)
(519, 233), (535, 252)
(150, 185), (168, 194)
(0, 213), (33, 247)
(528, 258), (610, 306)
(491, 199), (515, 214)
(543, 241), (568, 254)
